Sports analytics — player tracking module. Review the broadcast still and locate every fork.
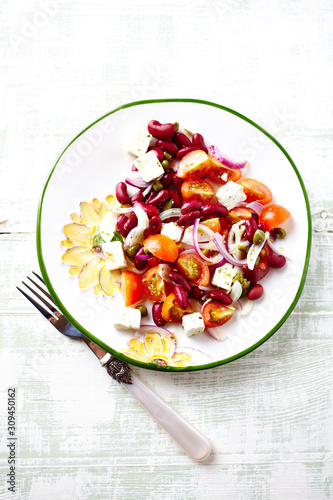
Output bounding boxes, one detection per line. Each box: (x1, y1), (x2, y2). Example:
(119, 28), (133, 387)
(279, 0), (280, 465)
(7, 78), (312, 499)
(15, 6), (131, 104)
(17, 273), (211, 461)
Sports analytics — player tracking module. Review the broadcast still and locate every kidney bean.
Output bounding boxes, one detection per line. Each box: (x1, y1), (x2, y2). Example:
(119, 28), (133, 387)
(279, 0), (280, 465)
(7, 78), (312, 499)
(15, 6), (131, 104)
(267, 254), (286, 269)
(181, 200), (203, 215)
(123, 212), (137, 233)
(173, 174), (184, 196)
(173, 132), (192, 149)
(160, 170), (174, 187)
(156, 140), (179, 157)
(177, 210), (201, 226)
(145, 190), (156, 204)
(247, 284), (264, 301)
(202, 203), (228, 218)
(209, 290), (233, 305)
(132, 164), (138, 171)
(147, 189), (170, 208)
(134, 201), (159, 218)
(144, 216), (162, 238)
(134, 251), (148, 271)
(152, 302), (166, 326)
(168, 188), (182, 208)
(174, 285), (188, 310)
(130, 190), (145, 204)
(148, 146), (164, 162)
(116, 214), (129, 237)
(148, 120), (175, 140)
(147, 255), (160, 268)
(245, 218), (258, 243)
(188, 286), (206, 301)
(192, 133), (208, 154)
(176, 146), (201, 159)
(169, 271), (192, 292)
(116, 182), (130, 205)
(258, 222), (266, 232)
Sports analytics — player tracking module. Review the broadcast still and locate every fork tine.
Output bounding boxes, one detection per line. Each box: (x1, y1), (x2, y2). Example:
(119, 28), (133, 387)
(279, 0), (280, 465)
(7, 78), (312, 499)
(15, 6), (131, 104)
(32, 271), (45, 284)
(27, 276), (53, 302)
(22, 281), (58, 314)
(17, 287), (54, 321)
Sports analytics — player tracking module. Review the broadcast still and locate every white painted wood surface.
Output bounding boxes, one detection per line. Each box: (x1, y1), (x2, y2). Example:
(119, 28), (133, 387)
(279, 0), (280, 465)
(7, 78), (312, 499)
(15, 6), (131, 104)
(1, 0), (332, 498)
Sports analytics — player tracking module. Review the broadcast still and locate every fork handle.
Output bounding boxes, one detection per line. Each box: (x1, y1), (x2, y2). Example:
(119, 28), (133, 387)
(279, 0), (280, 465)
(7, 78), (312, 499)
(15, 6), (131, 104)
(122, 374), (211, 461)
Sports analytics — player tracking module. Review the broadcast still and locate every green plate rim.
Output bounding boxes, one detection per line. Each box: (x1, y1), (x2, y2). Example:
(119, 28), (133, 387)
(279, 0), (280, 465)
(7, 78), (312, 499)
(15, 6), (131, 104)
(36, 98), (312, 372)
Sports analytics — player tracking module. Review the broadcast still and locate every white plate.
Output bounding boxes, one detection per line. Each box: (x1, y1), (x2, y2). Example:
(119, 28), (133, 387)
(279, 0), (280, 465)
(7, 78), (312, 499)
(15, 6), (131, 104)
(37, 99), (311, 372)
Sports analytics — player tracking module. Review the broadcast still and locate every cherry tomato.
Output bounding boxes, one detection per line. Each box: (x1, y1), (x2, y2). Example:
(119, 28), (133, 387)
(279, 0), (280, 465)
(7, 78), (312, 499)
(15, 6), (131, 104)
(143, 234), (179, 262)
(142, 266), (167, 302)
(177, 150), (212, 180)
(226, 207), (252, 224)
(200, 218), (221, 233)
(121, 271), (144, 307)
(181, 179), (215, 203)
(259, 204), (291, 231)
(161, 292), (193, 322)
(219, 217), (232, 239)
(239, 178), (272, 205)
(176, 252), (210, 286)
(202, 301), (234, 328)
(207, 155), (242, 184)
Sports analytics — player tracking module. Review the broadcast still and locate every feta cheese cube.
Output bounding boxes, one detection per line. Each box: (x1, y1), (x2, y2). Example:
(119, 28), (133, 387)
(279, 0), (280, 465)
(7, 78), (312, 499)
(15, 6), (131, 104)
(161, 222), (183, 242)
(114, 307), (141, 331)
(216, 181), (246, 210)
(102, 241), (127, 270)
(134, 150), (164, 182)
(182, 313), (205, 337)
(128, 129), (152, 157)
(212, 263), (238, 291)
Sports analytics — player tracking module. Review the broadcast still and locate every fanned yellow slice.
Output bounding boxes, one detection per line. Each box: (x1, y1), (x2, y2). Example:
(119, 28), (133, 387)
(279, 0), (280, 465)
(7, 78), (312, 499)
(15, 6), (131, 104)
(122, 349), (146, 362)
(99, 264), (121, 296)
(144, 332), (163, 357)
(63, 223), (93, 246)
(92, 198), (102, 211)
(94, 284), (102, 295)
(170, 352), (192, 367)
(161, 334), (177, 358)
(69, 266), (81, 276)
(70, 213), (81, 223)
(80, 201), (100, 228)
(62, 246), (94, 266)
(61, 239), (73, 248)
(105, 195), (118, 207)
(99, 202), (109, 221)
(126, 338), (148, 359)
(78, 256), (104, 289)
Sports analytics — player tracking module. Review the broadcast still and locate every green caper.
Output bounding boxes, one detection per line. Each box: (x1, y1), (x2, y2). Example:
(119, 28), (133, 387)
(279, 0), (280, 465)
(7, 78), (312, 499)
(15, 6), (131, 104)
(253, 229), (265, 245)
(136, 305), (148, 317)
(255, 256), (261, 266)
(163, 151), (172, 161)
(161, 159), (170, 170)
(274, 227), (287, 239)
(153, 180), (163, 192)
(125, 243), (141, 260)
(162, 199), (173, 211)
(173, 122), (179, 132)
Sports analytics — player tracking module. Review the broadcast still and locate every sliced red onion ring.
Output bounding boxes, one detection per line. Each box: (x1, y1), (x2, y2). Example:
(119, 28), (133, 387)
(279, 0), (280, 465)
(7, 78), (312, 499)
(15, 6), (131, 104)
(205, 327), (227, 341)
(125, 176), (152, 189)
(193, 219), (223, 264)
(157, 263), (173, 283)
(135, 253), (148, 260)
(160, 208), (182, 221)
(213, 232), (247, 267)
(246, 232), (268, 270)
(142, 184), (153, 197)
(246, 201), (265, 216)
(266, 236), (286, 256)
(209, 145), (248, 169)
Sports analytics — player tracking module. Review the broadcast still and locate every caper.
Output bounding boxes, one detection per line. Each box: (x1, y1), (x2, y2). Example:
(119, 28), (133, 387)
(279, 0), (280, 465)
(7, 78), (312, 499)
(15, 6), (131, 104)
(173, 122), (179, 133)
(184, 128), (193, 137)
(153, 180), (163, 192)
(161, 159), (170, 170)
(274, 227), (287, 239)
(255, 256), (260, 266)
(136, 305), (148, 317)
(163, 151), (172, 161)
(253, 229), (265, 245)
(162, 199), (173, 211)
(125, 243), (141, 260)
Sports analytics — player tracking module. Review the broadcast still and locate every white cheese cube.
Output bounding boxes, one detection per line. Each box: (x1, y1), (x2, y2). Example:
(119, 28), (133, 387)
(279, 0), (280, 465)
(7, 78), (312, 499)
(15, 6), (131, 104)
(182, 313), (205, 337)
(102, 241), (127, 270)
(114, 307), (141, 331)
(134, 150), (164, 182)
(128, 129), (152, 157)
(216, 181), (246, 210)
(99, 211), (117, 243)
(161, 222), (183, 242)
(212, 263), (238, 291)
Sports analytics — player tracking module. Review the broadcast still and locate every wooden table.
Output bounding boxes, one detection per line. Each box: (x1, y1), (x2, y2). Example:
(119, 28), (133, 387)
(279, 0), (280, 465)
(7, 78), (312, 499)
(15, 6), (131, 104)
(1, 1), (332, 498)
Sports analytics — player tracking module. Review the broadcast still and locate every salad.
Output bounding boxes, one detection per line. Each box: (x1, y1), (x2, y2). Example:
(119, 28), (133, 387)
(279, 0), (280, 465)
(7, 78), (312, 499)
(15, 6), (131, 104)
(62, 119), (291, 342)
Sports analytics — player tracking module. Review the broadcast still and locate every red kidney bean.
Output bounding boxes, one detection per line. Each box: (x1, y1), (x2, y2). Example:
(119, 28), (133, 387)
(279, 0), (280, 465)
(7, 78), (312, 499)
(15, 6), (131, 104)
(148, 146), (164, 162)
(173, 132), (192, 149)
(188, 286), (206, 301)
(192, 133), (208, 154)
(209, 290), (233, 305)
(173, 174), (184, 196)
(116, 214), (129, 237)
(247, 284), (264, 301)
(132, 164), (138, 171)
(258, 222), (266, 232)
(242, 265), (259, 285)
(147, 189), (171, 208)
(251, 213), (259, 223)
(174, 285), (188, 310)
(144, 216), (162, 238)
(202, 203), (228, 218)
(156, 140), (179, 157)
(134, 252), (148, 270)
(161, 170), (174, 187)
(115, 182), (130, 205)
(181, 200), (203, 215)
(169, 271), (192, 292)
(145, 190), (156, 204)
(152, 302), (166, 326)
(130, 190), (145, 204)
(176, 146), (201, 159)
(267, 254), (286, 269)
(134, 201), (159, 218)
(177, 210), (201, 226)
(245, 218), (258, 243)
(168, 188), (182, 208)
(148, 120), (175, 140)
(123, 212), (137, 232)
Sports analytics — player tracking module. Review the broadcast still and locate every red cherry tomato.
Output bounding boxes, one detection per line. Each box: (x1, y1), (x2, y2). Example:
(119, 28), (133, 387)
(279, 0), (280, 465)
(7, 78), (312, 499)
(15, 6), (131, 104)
(239, 178), (272, 205)
(177, 150), (212, 180)
(176, 252), (210, 286)
(181, 179), (215, 203)
(142, 266), (168, 302)
(202, 301), (234, 328)
(207, 155), (242, 184)
(121, 271), (144, 307)
(226, 207), (252, 224)
(161, 292), (193, 322)
(259, 204), (291, 231)
(143, 234), (179, 262)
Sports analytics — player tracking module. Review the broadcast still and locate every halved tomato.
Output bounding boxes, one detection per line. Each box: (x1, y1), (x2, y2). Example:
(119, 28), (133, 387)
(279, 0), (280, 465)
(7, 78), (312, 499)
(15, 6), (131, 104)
(239, 178), (272, 205)
(226, 207), (252, 224)
(142, 266), (168, 302)
(177, 150), (212, 180)
(219, 217), (232, 239)
(161, 292), (193, 322)
(176, 252), (210, 286)
(259, 204), (291, 231)
(201, 218), (221, 233)
(143, 234), (179, 263)
(121, 271), (145, 306)
(181, 179), (215, 203)
(207, 155), (242, 184)
(202, 300), (234, 328)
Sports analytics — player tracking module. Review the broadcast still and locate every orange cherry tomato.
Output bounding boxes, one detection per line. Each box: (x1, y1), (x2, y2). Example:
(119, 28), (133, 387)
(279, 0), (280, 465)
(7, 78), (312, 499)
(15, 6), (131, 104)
(181, 179), (215, 203)
(142, 266), (167, 302)
(226, 207), (252, 224)
(121, 271), (144, 307)
(239, 178), (272, 205)
(259, 204), (291, 231)
(177, 150), (212, 180)
(161, 292), (193, 322)
(176, 252), (210, 286)
(201, 218), (221, 233)
(202, 301), (234, 328)
(143, 234), (179, 263)
(207, 155), (242, 184)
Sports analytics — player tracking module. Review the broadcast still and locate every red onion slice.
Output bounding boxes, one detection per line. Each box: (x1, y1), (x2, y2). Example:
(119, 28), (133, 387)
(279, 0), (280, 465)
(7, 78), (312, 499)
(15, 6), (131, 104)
(246, 201), (265, 216)
(213, 233), (247, 267)
(192, 219), (223, 264)
(205, 327), (227, 341)
(209, 145), (248, 169)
